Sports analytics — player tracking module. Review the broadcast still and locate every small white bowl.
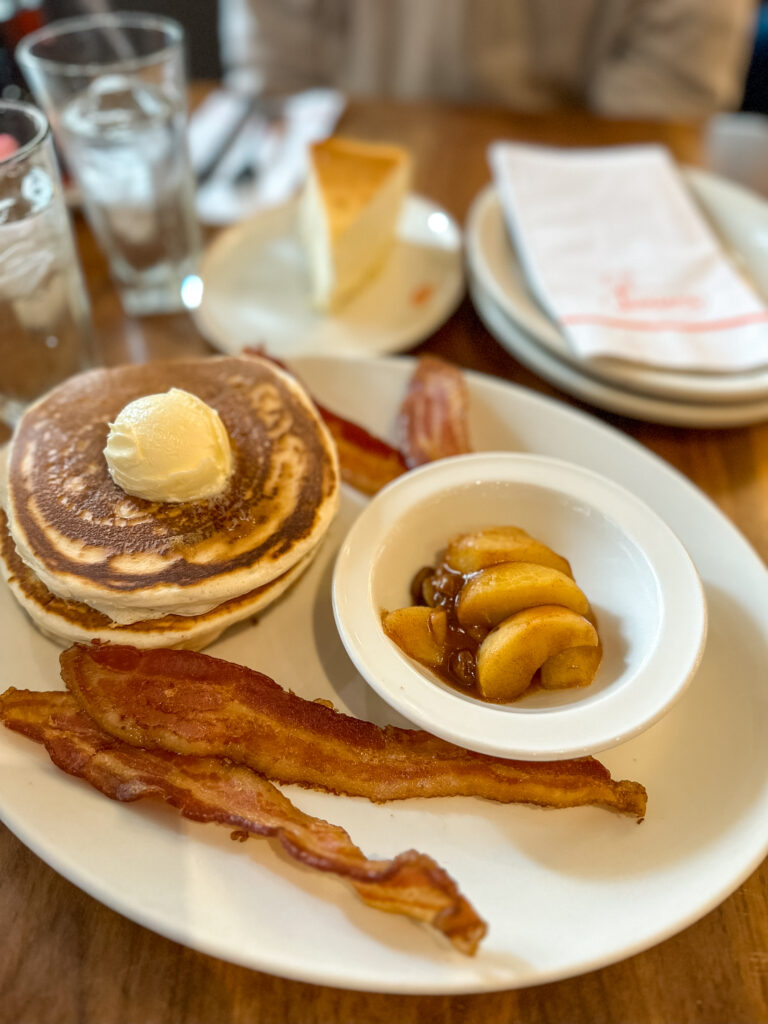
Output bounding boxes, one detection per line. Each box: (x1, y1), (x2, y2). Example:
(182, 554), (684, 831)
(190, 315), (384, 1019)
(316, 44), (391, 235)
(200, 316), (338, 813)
(332, 452), (707, 761)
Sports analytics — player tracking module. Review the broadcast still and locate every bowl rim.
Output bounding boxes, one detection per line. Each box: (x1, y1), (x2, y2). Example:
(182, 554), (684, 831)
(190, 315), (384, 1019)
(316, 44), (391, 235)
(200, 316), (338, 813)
(332, 451), (708, 760)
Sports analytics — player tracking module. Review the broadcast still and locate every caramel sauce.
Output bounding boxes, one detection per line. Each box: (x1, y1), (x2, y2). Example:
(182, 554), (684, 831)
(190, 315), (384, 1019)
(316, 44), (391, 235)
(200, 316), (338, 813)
(411, 562), (491, 698)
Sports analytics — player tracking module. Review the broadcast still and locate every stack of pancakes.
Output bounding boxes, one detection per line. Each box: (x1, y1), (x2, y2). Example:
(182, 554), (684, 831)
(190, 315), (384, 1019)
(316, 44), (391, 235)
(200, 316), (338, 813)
(0, 355), (339, 650)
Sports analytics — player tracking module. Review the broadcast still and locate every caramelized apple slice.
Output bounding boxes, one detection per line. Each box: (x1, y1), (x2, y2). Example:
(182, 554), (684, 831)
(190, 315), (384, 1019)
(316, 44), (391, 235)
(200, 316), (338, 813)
(444, 527), (572, 577)
(540, 644), (602, 689)
(541, 607), (602, 689)
(476, 605), (598, 701)
(456, 562), (588, 628)
(382, 606), (447, 668)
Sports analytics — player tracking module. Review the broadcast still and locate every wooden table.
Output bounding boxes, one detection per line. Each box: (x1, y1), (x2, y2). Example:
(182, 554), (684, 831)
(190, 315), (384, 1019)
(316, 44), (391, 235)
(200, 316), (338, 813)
(2, 97), (767, 1024)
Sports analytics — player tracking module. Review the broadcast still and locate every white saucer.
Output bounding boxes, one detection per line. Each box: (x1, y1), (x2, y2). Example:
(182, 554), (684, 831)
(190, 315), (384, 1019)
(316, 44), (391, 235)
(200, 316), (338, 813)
(470, 275), (768, 427)
(465, 170), (768, 405)
(193, 193), (464, 358)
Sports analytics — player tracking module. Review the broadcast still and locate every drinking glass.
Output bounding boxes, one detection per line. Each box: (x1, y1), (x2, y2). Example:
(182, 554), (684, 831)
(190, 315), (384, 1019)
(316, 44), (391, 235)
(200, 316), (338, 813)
(17, 13), (202, 316)
(0, 98), (93, 428)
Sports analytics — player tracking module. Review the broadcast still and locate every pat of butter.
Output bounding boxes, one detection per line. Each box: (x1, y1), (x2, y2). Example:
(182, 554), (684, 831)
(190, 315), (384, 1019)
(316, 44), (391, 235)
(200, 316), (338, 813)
(104, 388), (233, 502)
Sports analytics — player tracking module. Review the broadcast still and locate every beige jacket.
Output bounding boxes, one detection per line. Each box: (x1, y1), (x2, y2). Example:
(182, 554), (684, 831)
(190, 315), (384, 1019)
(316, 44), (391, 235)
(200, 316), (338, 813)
(219, 0), (757, 118)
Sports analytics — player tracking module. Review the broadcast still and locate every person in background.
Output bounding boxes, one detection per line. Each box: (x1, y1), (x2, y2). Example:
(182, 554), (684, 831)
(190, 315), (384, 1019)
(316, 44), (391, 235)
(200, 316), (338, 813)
(218, 0), (757, 119)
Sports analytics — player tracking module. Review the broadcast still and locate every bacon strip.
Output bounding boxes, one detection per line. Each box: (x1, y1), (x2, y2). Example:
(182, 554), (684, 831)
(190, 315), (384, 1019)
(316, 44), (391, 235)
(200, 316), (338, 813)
(396, 355), (472, 469)
(61, 645), (647, 818)
(0, 688), (487, 955)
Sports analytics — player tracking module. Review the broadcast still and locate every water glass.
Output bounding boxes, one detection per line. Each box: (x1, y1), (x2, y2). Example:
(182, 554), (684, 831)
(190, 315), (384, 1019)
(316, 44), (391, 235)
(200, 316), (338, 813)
(0, 99), (93, 428)
(16, 13), (202, 316)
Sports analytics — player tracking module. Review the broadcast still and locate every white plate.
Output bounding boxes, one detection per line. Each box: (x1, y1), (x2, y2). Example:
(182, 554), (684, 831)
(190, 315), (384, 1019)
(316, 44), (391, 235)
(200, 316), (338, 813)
(471, 275), (768, 427)
(1, 355), (767, 994)
(466, 170), (768, 404)
(334, 452), (706, 760)
(193, 194), (464, 357)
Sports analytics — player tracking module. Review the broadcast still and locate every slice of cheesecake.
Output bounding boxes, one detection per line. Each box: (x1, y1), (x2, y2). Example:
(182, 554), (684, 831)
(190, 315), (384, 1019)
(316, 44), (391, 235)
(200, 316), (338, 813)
(300, 136), (412, 311)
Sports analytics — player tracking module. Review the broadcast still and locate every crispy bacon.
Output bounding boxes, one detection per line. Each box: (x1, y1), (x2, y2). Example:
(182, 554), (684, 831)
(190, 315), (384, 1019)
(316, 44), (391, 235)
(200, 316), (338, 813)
(0, 688), (487, 955)
(396, 355), (472, 469)
(61, 645), (647, 818)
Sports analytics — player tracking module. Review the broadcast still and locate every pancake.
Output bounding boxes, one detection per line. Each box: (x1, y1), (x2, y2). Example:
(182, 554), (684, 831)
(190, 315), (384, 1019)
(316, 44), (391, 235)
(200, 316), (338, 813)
(0, 509), (318, 650)
(4, 355), (339, 624)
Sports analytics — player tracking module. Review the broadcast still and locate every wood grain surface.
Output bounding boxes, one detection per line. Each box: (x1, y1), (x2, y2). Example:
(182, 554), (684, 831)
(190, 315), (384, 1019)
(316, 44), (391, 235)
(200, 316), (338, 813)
(1, 94), (767, 1024)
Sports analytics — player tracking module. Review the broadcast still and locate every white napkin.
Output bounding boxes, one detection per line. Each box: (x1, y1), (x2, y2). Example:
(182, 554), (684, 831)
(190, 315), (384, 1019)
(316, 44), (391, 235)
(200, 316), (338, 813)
(189, 88), (345, 227)
(489, 142), (768, 373)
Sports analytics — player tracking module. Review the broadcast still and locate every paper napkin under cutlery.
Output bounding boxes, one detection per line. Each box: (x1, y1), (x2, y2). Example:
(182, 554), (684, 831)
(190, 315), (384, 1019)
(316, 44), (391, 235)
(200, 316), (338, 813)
(489, 142), (768, 373)
(189, 88), (345, 226)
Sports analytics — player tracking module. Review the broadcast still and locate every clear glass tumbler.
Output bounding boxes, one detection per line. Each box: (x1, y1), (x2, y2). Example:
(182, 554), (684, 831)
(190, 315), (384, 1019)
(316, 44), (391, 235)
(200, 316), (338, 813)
(0, 99), (93, 428)
(17, 13), (202, 316)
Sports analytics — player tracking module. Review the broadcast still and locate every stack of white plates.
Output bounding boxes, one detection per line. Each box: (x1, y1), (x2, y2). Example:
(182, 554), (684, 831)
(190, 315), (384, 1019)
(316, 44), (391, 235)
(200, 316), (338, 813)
(465, 168), (768, 427)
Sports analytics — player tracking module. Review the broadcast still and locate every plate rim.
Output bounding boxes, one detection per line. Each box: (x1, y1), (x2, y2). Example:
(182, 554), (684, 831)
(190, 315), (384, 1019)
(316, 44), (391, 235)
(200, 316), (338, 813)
(469, 273), (768, 428)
